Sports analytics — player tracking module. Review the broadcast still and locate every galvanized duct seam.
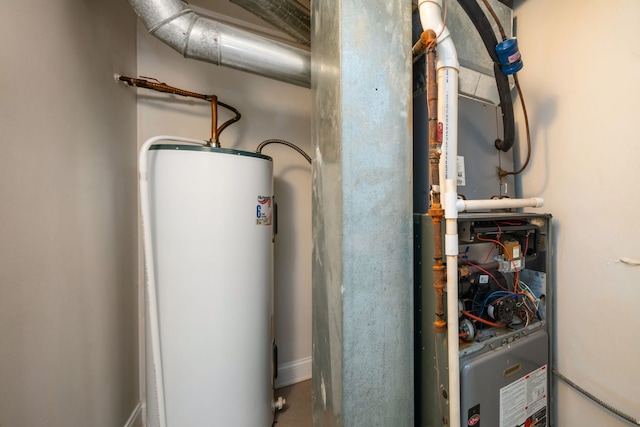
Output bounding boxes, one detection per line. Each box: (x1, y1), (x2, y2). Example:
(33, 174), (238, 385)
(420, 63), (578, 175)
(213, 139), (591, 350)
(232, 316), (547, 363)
(128, 0), (310, 87)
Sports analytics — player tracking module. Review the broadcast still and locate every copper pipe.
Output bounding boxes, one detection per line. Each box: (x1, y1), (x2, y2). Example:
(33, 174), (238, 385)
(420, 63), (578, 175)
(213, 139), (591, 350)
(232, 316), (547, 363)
(423, 29), (447, 333)
(480, 0), (507, 41)
(117, 75), (241, 146)
(211, 95), (219, 145)
(431, 216), (447, 333)
(412, 30), (437, 63)
(426, 30), (440, 208)
(119, 75), (209, 100)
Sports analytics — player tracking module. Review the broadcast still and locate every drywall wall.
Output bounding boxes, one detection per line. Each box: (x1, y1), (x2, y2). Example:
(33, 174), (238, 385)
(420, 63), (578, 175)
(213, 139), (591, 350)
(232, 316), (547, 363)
(513, 1), (640, 425)
(0, 0), (139, 426)
(135, 15), (313, 387)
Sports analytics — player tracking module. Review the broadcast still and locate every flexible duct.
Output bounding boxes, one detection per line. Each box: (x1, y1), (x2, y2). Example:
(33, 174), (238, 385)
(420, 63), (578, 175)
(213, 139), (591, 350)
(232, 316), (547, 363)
(229, 0), (310, 45)
(455, 0), (515, 152)
(128, 0), (310, 87)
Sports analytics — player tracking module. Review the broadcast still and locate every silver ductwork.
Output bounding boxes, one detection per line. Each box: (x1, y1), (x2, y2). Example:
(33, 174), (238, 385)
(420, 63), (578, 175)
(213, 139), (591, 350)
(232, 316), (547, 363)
(229, 0), (310, 45)
(128, 0), (311, 87)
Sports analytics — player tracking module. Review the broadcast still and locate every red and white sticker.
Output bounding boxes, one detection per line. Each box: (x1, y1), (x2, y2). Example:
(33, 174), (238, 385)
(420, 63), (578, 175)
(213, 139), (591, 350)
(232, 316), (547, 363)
(500, 365), (547, 427)
(256, 195), (272, 226)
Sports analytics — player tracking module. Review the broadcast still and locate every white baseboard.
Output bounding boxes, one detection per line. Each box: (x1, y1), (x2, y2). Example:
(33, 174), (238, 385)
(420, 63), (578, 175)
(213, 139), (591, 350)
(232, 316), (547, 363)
(124, 402), (143, 427)
(275, 356), (312, 389)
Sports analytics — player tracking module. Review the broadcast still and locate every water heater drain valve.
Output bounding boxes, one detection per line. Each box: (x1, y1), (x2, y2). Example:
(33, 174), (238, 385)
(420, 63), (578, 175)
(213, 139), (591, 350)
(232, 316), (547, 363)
(273, 396), (286, 412)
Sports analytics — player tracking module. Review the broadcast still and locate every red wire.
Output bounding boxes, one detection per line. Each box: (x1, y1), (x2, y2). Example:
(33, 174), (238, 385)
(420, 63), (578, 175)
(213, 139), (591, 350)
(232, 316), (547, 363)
(462, 310), (505, 328)
(476, 235), (519, 289)
(481, 242), (495, 264)
(481, 222), (502, 263)
(460, 258), (508, 291)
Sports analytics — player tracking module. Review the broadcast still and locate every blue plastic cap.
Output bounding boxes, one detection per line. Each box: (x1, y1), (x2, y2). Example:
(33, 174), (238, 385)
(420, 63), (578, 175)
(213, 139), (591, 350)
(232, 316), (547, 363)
(495, 38), (523, 75)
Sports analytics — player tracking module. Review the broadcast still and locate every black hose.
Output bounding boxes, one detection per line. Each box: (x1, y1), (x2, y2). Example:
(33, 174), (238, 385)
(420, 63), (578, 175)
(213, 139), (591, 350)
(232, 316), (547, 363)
(455, 0), (515, 152)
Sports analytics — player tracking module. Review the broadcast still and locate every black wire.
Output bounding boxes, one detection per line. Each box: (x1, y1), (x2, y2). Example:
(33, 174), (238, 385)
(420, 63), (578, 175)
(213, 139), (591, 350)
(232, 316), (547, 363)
(256, 139), (312, 164)
(553, 370), (640, 425)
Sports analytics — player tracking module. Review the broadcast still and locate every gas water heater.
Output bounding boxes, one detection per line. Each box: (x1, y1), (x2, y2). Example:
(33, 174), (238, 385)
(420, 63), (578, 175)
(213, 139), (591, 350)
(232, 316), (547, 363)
(144, 142), (275, 426)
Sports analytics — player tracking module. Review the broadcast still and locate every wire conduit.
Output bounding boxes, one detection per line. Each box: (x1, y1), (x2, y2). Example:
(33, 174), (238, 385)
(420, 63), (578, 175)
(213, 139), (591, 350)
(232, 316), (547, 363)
(553, 370), (640, 426)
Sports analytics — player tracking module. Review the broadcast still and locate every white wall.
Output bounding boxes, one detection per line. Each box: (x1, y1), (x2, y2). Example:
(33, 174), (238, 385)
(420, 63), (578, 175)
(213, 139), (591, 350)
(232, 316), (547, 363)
(0, 1), (140, 426)
(513, 1), (640, 425)
(136, 19), (313, 386)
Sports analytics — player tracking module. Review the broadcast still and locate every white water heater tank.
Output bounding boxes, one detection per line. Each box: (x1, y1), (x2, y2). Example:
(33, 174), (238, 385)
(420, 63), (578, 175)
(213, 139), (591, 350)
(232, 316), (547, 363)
(146, 144), (274, 426)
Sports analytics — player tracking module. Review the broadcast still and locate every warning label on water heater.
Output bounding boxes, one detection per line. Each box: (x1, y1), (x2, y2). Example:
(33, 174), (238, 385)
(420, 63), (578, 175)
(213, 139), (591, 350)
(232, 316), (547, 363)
(500, 364), (547, 427)
(256, 195), (272, 226)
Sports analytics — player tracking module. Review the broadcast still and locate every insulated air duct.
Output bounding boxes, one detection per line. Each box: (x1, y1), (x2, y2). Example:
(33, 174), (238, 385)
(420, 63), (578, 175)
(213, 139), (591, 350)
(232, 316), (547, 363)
(128, 0), (311, 87)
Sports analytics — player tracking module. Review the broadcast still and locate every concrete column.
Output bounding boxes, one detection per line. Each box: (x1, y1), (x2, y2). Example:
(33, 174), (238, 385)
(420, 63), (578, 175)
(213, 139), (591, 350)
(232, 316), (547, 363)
(311, 1), (414, 425)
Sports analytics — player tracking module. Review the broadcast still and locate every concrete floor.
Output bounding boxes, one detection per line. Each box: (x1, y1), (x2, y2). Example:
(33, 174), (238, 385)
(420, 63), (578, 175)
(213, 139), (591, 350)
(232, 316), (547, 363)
(274, 380), (312, 427)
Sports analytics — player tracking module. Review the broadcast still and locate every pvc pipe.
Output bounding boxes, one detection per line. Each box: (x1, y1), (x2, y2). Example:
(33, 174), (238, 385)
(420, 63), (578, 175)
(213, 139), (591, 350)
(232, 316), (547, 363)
(418, 3), (461, 427)
(139, 135), (208, 427)
(456, 197), (545, 212)
(417, 1), (459, 71)
(445, 180), (461, 427)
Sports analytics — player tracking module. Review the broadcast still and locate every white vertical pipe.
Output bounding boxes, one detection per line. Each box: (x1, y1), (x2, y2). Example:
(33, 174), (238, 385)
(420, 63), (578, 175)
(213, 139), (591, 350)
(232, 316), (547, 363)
(441, 65), (460, 427)
(139, 135), (208, 427)
(418, 2), (461, 427)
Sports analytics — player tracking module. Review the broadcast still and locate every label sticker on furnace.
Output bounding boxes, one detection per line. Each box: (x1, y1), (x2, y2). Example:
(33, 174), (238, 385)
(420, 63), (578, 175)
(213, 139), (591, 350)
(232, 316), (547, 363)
(500, 364), (547, 427)
(256, 195), (272, 226)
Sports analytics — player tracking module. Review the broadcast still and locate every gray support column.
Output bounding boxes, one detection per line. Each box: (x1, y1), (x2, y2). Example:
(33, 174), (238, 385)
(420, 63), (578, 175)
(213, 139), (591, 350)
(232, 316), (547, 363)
(311, 1), (414, 425)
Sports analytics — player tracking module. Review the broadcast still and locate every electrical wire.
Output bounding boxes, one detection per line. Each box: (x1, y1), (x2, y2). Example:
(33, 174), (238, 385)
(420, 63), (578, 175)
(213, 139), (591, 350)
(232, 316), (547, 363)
(480, 241), (497, 264)
(459, 258), (508, 291)
(472, 233), (541, 324)
(553, 370), (640, 426)
(479, 291), (512, 316)
(518, 280), (540, 316)
(476, 234), (519, 287)
(479, 222), (505, 264)
(461, 310), (505, 328)
(431, 0), (448, 45)
(256, 139), (312, 164)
